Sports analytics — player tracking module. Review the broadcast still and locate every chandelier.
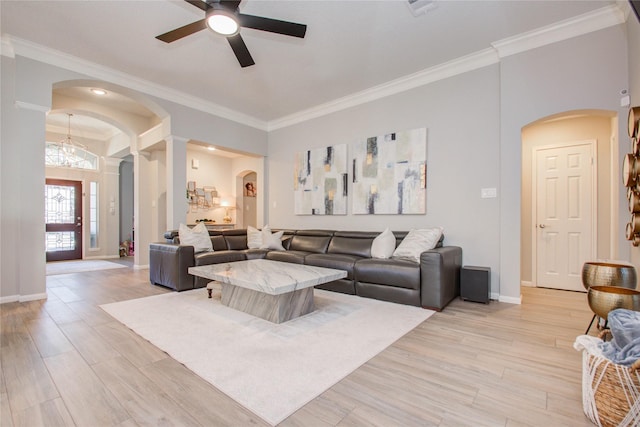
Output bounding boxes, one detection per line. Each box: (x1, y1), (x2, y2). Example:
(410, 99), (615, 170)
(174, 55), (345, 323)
(46, 113), (92, 168)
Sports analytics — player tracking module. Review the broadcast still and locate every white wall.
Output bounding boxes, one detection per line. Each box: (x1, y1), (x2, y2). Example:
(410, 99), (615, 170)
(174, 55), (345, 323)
(499, 25), (629, 300)
(185, 148), (234, 225)
(268, 25), (630, 301)
(268, 65), (502, 295)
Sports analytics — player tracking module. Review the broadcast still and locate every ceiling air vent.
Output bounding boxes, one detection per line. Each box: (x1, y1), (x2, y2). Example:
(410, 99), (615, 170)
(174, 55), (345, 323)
(406, 0), (437, 17)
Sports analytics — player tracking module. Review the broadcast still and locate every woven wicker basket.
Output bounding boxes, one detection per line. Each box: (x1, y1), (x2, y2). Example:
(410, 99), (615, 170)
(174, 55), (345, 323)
(580, 347), (640, 427)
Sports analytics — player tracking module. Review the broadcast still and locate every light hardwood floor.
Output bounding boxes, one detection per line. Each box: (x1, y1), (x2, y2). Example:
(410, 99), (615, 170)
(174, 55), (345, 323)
(1, 262), (597, 426)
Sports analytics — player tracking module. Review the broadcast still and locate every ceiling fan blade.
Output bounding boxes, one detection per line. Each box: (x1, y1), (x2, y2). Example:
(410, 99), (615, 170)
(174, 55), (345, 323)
(184, 0), (210, 12)
(156, 19), (208, 43)
(238, 14), (307, 38)
(227, 34), (255, 67)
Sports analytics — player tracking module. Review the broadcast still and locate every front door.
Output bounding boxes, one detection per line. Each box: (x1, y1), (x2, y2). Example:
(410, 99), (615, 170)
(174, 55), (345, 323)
(45, 179), (83, 261)
(534, 142), (595, 291)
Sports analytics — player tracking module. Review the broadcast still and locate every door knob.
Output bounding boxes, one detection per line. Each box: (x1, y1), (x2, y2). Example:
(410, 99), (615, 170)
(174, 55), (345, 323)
(539, 224), (546, 228)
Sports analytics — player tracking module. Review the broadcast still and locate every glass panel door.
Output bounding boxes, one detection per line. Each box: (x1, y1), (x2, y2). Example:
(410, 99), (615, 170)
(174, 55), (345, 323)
(45, 179), (82, 261)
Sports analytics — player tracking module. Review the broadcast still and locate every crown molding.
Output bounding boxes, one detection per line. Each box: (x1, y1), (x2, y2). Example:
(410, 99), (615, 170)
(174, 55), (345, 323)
(3, 35), (268, 131)
(268, 48), (499, 131)
(491, 4), (625, 58)
(1, 37), (15, 58)
(2, 3), (628, 133)
(15, 100), (49, 113)
(270, 4), (625, 130)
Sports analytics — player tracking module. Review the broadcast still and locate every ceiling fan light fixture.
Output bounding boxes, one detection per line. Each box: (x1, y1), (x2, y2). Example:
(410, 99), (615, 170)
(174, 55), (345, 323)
(206, 6), (239, 36)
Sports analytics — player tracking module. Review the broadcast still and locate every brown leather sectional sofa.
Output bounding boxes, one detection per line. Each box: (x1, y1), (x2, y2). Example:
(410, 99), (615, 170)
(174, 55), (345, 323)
(149, 228), (462, 311)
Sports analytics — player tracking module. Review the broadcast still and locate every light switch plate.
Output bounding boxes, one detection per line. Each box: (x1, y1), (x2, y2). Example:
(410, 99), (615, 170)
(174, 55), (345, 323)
(481, 188), (497, 198)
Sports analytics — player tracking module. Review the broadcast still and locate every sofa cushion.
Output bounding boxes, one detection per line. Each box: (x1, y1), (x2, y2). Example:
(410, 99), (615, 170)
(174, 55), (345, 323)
(355, 282), (420, 307)
(289, 233), (333, 253)
(194, 250), (246, 266)
(305, 253), (363, 279)
(224, 229), (248, 250)
(327, 232), (375, 258)
(265, 250), (309, 264)
(371, 228), (396, 259)
(316, 278), (356, 295)
(211, 235), (227, 251)
(242, 248), (270, 260)
(354, 258), (420, 290)
(179, 223), (212, 253)
(392, 227), (444, 263)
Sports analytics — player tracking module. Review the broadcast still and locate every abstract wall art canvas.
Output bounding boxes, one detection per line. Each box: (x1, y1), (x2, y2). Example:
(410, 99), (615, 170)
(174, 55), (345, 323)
(352, 128), (427, 215)
(294, 144), (348, 215)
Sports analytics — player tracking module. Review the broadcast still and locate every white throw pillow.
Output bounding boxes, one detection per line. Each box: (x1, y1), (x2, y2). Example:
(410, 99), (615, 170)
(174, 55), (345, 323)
(371, 228), (396, 259)
(247, 225), (263, 249)
(178, 222), (213, 253)
(392, 227), (443, 263)
(260, 228), (285, 251)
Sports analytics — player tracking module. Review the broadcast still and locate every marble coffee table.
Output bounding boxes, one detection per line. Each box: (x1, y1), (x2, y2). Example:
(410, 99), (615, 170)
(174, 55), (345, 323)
(188, 259), (347, 323)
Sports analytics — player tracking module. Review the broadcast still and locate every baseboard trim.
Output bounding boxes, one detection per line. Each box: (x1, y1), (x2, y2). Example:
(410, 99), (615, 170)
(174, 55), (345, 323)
(0, 292), (48, 304)
(20, 292), (48, 302)
(0, 295), (18, 304)
(521, 280), (534, 287)
(83, 255), (120, 260)
(133, 264), (149, 270)
(498, 294), (522, 305)
(490, 292), (500, 301)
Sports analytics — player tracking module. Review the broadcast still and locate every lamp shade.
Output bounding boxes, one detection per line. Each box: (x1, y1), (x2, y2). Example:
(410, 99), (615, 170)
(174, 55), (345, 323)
(219, 197), (236, 208)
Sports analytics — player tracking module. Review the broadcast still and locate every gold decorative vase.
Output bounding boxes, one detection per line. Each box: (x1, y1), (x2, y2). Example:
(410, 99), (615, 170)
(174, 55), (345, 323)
(581, 262), (638, 290)
(587, 286), (640, 320)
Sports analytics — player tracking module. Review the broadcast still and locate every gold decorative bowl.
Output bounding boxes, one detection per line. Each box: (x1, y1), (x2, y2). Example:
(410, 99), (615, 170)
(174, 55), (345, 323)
(581, 262), (638, 290)
(587, 286), (640, 320)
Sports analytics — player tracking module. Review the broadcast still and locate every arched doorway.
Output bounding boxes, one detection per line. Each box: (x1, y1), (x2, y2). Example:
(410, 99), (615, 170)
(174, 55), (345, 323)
(521, 109), (618, 291)
(49, 81), (171, 267)
(236, 170), (258, 228)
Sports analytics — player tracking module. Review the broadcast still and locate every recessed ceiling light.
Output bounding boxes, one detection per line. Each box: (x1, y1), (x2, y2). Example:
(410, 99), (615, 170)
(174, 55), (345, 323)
(207, 146), (216, 151)
(90, 88), (107, 96)
(206, 5), (239, 36)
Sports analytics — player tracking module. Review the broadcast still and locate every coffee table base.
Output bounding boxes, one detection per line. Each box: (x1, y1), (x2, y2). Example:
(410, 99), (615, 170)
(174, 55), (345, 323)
(221, 284), (314, 323)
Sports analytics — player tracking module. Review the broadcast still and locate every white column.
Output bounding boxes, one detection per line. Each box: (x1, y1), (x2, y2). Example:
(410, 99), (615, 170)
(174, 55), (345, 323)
(132, 150), (152, 268)
(166, 135), (187, 230)
(103, 158), (123, 258)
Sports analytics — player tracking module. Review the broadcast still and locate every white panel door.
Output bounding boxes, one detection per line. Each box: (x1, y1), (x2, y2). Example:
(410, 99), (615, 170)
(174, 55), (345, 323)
(535, 143), (594, 291)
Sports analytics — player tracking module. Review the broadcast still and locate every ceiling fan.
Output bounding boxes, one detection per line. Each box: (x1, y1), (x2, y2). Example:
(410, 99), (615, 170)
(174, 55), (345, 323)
(156, 0), (307, 68)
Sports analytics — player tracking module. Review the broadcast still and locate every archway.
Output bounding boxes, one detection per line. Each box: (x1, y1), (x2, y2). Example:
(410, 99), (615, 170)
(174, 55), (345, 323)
(49, 80), (174, 267)
(46, 107), (135, 261)
(520, 109), (618, 291)
(236, 170), (258, 229)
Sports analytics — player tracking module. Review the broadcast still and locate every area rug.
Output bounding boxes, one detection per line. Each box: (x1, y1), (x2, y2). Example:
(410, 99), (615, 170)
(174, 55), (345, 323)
(46, 260), (126, 275)
(100, 286), (433, 425)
